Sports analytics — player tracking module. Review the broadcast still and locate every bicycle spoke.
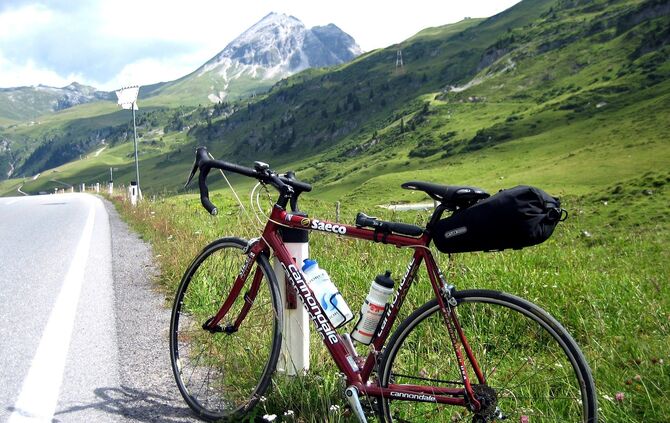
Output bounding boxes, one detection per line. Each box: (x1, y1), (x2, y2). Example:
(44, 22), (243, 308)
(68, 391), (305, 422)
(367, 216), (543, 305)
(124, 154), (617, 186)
(195, 342), (215, 399)
(390, 372), (463, 386)
(506, 363), (577, 391)
(184, 342), (209, 387)
(502, 342), (568, 389)
(480, 302), (516, 380)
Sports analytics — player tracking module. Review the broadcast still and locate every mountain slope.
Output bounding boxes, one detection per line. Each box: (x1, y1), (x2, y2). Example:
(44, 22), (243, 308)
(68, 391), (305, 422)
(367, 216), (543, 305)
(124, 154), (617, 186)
(144, 12), (362, 106)
(0, 82), (113, 123)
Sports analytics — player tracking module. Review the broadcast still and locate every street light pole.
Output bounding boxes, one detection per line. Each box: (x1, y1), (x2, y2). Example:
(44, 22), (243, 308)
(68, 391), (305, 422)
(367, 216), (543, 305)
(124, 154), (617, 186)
(115, 85), (141, 201)
(132, 102), (141, 199)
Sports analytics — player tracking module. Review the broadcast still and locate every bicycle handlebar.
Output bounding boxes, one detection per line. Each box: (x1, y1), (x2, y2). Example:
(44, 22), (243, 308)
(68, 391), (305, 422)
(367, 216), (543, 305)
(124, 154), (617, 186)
(185, 146), (312, 215)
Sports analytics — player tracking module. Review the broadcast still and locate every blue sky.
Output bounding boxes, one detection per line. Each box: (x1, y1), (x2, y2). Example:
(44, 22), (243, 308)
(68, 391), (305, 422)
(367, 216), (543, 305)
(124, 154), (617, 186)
(0, 0), (521, 91)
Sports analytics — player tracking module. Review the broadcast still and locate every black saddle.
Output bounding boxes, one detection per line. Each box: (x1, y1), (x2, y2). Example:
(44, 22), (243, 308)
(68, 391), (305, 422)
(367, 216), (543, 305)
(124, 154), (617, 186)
(401, 181), (490, 210)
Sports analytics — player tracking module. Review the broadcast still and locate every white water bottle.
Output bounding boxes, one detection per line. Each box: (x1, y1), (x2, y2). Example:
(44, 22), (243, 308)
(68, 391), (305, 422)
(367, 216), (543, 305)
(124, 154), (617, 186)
(301, 259), (354, 328)
(351, 271), (394, 345)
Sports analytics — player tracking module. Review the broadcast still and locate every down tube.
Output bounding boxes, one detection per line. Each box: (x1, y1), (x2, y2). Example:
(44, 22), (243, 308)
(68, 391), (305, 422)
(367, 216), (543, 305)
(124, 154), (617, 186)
(266, 230), (362, 382)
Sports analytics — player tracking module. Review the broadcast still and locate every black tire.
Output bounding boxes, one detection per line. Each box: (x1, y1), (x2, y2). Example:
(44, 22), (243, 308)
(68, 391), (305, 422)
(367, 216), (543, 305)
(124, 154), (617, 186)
(379, 289), (597, 422)
(170, 237), (282, 421)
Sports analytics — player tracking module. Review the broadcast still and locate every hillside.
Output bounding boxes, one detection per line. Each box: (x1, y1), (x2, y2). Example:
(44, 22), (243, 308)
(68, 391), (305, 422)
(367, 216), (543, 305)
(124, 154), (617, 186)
(0, 82), (113, 123)
(3, 0), (669, 201)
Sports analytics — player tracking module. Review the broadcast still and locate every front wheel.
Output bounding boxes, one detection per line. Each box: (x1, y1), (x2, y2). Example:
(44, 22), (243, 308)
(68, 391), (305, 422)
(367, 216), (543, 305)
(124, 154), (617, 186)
(169, 237), (283, 421)
(379, 289), (597, 422)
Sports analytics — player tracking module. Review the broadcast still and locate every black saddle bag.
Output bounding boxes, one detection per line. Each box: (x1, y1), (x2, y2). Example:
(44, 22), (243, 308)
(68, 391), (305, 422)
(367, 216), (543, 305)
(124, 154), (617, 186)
(432, 185), (565, 253)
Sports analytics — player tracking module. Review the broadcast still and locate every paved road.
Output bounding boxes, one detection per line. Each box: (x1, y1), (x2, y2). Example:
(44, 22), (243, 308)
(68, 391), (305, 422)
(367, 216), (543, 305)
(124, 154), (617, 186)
(0, 194), (197, 422)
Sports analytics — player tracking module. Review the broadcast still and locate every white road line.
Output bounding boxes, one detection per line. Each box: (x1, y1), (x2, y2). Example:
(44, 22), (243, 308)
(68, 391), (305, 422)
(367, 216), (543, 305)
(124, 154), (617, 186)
(8, 204), (96, 423)
(5, 199), (19, 205)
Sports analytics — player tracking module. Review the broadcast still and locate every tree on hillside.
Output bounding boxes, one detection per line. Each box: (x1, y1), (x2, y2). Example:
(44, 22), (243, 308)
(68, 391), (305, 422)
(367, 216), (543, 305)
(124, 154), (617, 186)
(352, 96), (361, 112)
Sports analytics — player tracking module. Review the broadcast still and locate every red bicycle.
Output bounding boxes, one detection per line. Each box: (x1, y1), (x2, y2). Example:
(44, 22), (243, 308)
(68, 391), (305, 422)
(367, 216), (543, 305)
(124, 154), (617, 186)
(169, 147), (597, 422)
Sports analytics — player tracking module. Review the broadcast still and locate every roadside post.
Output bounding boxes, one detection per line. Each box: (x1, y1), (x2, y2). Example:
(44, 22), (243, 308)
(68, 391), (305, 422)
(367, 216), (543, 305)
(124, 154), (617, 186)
(95, 183), (100, 193)
(274, 212), (310, 375)
(129, 181), (138, 206)
(109, 167), (114, 195)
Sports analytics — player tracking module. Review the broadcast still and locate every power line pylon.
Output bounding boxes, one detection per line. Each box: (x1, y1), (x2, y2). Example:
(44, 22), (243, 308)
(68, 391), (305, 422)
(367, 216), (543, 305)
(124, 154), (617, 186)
(395, 49), (405, 75)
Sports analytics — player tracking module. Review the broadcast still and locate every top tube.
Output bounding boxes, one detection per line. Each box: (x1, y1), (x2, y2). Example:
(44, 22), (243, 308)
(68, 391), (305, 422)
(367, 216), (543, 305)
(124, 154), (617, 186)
(271, 206), (430, 249)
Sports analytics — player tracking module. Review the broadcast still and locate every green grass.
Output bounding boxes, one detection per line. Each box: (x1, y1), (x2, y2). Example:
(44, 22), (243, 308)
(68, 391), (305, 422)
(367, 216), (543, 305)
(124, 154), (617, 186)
(0, 178), (25, 196)
(112, 166), (669, 421)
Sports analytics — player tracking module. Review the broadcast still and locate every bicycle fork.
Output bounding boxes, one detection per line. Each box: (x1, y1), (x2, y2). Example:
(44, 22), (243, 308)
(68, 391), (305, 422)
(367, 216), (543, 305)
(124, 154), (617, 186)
(203, 244), (266, 333)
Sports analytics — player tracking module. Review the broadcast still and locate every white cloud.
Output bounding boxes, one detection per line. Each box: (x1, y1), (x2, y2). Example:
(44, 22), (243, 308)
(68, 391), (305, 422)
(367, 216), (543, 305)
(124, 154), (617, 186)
(0, 4), (53, 39)
(0, 53), (86, 88)
(97, 0), (257, 50)
(100, 50), (211, 90)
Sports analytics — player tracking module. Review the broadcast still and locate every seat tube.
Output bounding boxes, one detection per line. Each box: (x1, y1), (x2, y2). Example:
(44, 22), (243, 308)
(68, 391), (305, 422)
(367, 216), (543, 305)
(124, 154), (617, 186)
(426, 253), (482, 411)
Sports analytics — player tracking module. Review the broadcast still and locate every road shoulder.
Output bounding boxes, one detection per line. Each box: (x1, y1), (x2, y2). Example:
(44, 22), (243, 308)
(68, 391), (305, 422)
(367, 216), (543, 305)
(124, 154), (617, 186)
(104, 198), (197, 422)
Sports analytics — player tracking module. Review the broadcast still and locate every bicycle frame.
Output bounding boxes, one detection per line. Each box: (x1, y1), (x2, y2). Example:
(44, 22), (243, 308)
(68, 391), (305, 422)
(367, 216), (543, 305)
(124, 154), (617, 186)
(207, 202), (485, 410)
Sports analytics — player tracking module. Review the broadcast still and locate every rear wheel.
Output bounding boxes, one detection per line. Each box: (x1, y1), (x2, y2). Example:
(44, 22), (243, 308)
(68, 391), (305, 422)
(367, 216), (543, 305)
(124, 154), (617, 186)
(170, 237), (282, 421)
(379, 289), (597, 422)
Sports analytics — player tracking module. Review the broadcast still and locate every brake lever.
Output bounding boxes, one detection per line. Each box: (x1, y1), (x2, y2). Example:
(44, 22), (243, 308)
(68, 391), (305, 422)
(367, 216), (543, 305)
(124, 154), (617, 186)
(184, 158), (199, 188)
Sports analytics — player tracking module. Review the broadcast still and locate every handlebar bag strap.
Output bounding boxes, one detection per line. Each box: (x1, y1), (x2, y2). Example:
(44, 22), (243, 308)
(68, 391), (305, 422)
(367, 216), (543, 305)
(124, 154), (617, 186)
(432, 185), (564, 254)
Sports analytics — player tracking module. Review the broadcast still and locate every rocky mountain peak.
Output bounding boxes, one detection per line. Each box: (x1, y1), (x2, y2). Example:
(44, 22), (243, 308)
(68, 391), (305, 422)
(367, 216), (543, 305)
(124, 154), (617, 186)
(200, 12), (362, 82)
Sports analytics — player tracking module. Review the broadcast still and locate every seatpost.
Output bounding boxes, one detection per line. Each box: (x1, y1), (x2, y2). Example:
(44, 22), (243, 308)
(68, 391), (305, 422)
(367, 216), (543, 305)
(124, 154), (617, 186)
(427, 203), (450, 230)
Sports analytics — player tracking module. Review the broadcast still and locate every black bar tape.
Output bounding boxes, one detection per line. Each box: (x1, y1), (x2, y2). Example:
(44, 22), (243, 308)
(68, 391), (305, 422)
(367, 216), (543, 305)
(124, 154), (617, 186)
(198, 166), (217, 215)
